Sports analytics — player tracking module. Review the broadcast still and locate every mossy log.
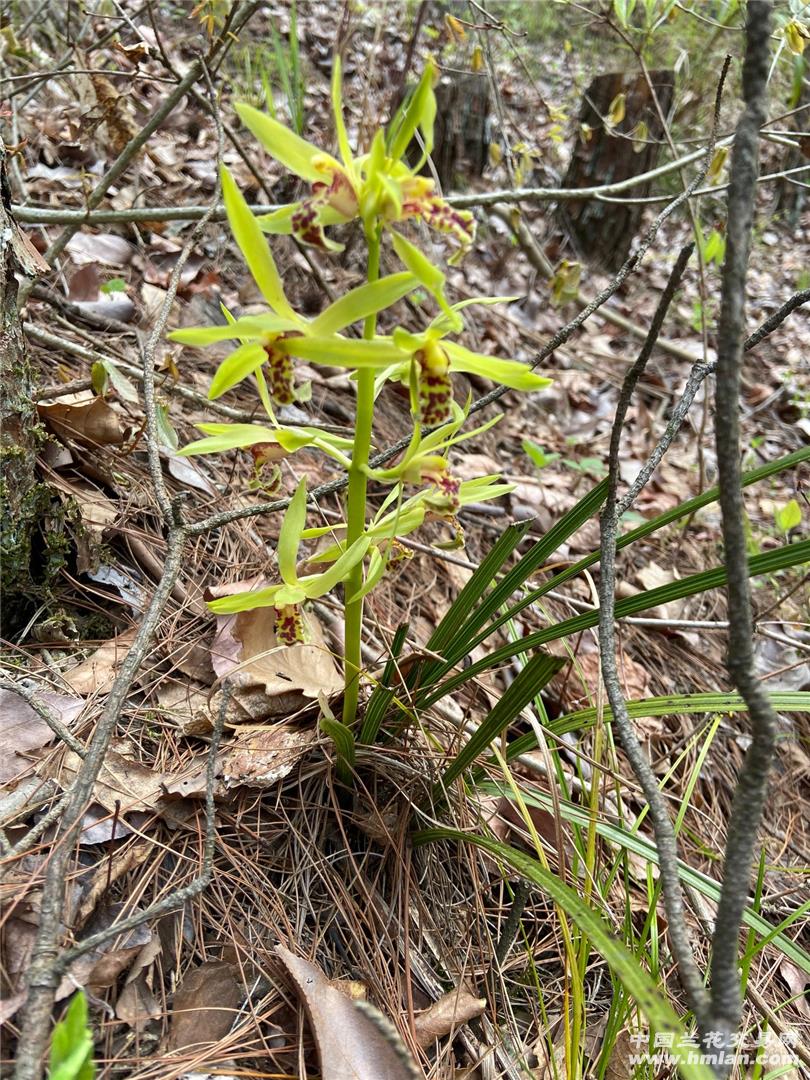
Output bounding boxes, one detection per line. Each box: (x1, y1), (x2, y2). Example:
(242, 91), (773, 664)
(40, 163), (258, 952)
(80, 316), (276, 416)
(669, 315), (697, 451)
(0, 144), (59, 635)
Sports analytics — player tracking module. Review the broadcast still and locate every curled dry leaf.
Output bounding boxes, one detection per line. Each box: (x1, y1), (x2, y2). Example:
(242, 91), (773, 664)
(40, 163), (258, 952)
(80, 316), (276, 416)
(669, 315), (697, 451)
(38, 392), (126, 447)
(275, 944), (420, 1080)
(167, 960), (242, 1052)
(62, 629), (137, 695)
(161, 723), (315, 797)
(53, 741), (168, 815)
(208, 582), (342, 721)
(413, 985), (486, 1047)
(0, 688), (84, 785)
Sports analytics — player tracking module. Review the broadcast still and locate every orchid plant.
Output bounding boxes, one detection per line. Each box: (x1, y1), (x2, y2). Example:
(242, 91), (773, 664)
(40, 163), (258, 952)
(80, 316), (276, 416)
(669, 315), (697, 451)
(169, 58), (551, 728)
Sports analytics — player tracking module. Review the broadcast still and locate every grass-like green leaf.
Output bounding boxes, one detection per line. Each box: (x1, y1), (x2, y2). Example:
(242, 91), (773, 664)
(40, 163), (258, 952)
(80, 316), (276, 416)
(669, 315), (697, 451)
(438, 653), (565, 789)
(505, 690), (810, 755)
(412, 828), (717, 1080)
(422, 539), (810, 709)
(475, 780), (810, 977)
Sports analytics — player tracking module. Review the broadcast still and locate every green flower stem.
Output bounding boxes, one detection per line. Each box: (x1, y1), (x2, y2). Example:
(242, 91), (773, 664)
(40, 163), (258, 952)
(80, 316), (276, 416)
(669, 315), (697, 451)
(342, 224), (382, 726)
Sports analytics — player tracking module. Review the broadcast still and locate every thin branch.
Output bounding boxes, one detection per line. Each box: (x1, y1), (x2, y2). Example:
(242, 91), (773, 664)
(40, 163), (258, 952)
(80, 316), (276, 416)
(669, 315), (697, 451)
(48, 684), (228, 976)
(743, 288), (810, 351)
(597, 244), (713, 1022)
(34, 0), (261, 270)
(710, 1), (777, 1060)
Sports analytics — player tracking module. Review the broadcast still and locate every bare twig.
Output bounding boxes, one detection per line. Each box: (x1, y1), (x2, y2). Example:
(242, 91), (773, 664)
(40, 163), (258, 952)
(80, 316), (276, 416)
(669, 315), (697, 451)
(597, 244), (713, 1021)
(743, 288), (810, 351)
(48, 683), (228, 976)
(709, 2), (777, 1061)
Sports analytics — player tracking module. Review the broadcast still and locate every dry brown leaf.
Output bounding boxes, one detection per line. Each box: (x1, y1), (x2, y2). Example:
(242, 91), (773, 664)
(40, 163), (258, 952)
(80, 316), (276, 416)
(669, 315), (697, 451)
(779, 958), (810, 1018)
(157, 682), (213, 736)
(275, 944), (420, 1080)
(413, 986), (486, 1047)
(604, 1028), (636, 1080)
(551, 650), (650, 714)
(208, 589), (342, 720)
(62, 629), (136, 695)
(74, 840), (151, 926)
(162, 723), (314, 798)
(38, 393), (126, 447)
(66, 232), (133, 267)
(634, 562), (686, 620)
(56, 742), (167, 814)
(0, 688), (83, 785)
(167, 960), (242, 1052)
(51, 476), (119, 573)
(219, 724), (316, 790)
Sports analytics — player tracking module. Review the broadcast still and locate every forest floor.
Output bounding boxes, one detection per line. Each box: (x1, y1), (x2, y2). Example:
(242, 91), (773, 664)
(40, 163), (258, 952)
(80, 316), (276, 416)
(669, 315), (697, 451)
(1, 2), (809, 1078)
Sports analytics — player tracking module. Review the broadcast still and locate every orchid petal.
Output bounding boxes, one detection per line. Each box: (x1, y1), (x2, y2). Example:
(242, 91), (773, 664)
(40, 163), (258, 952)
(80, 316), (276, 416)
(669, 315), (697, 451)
(278, 478), (307, 586)
(303, 535), (372, 598)
(220, 165), (298, 321)
(389, 59), (437, 161)
(275, 335), (402, 367)
(331, 55), (353, 168)
(209, 342), (268, 399)
(168, 315), (294, 346)
(310, 272), (416, 336)
(444, 342), (553, 392)
(207, 585), (286, 614)
(390, 231), (461, 330)
(235, 102), (339, 182)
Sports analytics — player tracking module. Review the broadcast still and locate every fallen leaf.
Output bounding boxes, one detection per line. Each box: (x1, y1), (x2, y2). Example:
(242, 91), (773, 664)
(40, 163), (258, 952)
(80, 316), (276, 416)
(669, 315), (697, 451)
(167, 960), (242, 1051)
(62, 629), (136, 695)
(208, 587), (342, 720)
(413, 985), (486, 1046)
(157, 682), (213, 736)
(219, 724), (316, 790)
(604, 1028), (636, 1080)
(275, 944), (419, 1080)
(0, 688), (83, 785)
(38, 393), (125, 447)
(56, 742), (168, 814)
(779, 958), (810, 1018)
(757, 1027), (800, 1079)
(634, 562), (686, 620)
(66, 232), (133, 267)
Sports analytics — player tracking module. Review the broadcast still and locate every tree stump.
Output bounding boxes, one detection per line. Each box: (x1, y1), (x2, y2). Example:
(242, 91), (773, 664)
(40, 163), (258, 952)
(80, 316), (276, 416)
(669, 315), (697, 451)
(431, 71), (490, 190)
(559, 69), (675, 270)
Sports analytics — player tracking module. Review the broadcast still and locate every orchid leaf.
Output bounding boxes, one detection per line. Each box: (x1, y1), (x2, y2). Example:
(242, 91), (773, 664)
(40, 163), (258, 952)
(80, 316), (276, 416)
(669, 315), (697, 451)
(309, 272), (416, 336)
(221, 165), (298, 321)
(209, 342), (268, 399)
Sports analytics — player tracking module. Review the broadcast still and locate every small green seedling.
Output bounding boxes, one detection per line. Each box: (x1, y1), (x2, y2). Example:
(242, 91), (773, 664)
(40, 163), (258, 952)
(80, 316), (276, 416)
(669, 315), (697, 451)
(48, 992), (95, 1080)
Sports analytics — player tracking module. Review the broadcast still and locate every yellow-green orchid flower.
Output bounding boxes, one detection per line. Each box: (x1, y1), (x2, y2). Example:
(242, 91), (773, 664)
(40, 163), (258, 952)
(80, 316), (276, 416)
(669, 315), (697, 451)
(168, 164), (418, 409)
(236, 58), (476, 263)
(207, 478), (372, 641)
(270, 310), (552, 428)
